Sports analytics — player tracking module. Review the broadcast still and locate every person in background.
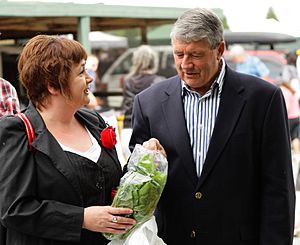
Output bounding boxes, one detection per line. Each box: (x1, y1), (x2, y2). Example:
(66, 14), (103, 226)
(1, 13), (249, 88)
(229, 44), (270, 81)
(0, 35), (164, 245)
(85, 54), (108, 110)
(129, 8), (295, 245)
(282, 50), (300, 101)
(121, 45), (165, 159)
(281, 51), (300, 238)
(0, 77), (20, 117)
(278, 79), (300, 238)
(296, 49), (300, 81)
(86, 54), (99, 93)
(278, 80), (300, 161)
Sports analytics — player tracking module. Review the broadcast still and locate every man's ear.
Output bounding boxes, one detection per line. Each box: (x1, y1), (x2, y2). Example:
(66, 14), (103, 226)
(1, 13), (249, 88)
(217, 41), (225, 60)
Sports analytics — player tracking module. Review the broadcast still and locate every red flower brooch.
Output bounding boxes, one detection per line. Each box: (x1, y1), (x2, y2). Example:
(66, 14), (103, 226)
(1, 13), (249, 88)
(100, 125), (117, 150)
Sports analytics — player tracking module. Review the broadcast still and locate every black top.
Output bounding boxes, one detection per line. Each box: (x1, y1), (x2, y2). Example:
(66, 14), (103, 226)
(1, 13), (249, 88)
(65, 147), (118, 245)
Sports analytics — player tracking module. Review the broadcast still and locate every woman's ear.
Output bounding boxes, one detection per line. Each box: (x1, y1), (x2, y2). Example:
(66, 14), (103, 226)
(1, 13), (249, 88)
(47, 84), (59, 95)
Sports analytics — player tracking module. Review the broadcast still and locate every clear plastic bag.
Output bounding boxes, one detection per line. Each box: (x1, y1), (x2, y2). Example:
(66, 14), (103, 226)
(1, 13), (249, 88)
(104, 144), (168, 241)
(107, 216), (166, 245)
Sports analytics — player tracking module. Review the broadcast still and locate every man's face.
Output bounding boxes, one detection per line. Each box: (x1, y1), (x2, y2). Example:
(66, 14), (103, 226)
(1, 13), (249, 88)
(172, 39), (224, 95)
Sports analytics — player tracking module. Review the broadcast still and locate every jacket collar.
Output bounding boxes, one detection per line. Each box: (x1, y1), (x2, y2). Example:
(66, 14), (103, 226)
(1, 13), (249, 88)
(161, 66), (245, 187)
(24, 102), (121, 201)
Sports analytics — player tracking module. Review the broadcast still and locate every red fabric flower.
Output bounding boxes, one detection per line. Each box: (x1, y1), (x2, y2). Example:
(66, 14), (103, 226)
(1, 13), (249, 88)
(100, 126), (117, 150)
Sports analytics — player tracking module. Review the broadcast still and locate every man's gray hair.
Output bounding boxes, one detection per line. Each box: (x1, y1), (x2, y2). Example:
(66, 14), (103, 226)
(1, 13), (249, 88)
(170, 8), (224, 49)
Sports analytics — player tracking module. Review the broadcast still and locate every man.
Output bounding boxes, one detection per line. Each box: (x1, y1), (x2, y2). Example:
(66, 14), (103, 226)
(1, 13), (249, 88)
(0, 77), (20, 117)
(229, 44), (270, 81)
(130, 8), (295, 245)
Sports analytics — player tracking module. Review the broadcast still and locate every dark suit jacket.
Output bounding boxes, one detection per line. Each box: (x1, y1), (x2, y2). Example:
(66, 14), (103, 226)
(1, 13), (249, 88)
(0, 102), (122, 245)
(130, 66), (295, 245)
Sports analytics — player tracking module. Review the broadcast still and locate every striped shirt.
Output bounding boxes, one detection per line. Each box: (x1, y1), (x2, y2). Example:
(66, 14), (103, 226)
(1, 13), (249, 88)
(182, 58), (226, 176)
(0, 77), (20, 118)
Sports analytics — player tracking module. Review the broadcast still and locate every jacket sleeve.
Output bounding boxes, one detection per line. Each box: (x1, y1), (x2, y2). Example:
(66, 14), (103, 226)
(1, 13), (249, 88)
(0, 116), (83, 242)
(260, 87), (295, 244)
(129, 93), (151, 151)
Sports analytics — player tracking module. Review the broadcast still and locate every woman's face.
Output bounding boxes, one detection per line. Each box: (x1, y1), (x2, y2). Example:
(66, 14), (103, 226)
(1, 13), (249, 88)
(173, 39), (224, 95)
(68, 59), (93, 107)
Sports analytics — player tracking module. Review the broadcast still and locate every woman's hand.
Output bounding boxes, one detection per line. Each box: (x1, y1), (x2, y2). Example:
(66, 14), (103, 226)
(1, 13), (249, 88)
(83, 206), (136, 234)
(142, 138), (167, 158)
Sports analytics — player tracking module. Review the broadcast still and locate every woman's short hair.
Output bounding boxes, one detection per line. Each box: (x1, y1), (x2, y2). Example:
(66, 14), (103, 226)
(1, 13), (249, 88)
(170, 8), (224, 49)
(18, 35), (87, 109)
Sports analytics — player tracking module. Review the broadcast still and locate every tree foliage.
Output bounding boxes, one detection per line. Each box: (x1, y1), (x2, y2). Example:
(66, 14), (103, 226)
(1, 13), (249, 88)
(266, 7), (279, 21)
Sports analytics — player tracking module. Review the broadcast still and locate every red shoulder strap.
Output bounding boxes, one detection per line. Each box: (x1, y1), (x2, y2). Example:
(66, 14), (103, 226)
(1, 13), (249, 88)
(17, 113), (35, 151)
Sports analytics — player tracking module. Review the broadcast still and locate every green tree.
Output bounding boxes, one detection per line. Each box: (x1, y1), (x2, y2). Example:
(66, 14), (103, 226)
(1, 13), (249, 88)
(221, 15), (230, 30)
(266, 7), (279, 21)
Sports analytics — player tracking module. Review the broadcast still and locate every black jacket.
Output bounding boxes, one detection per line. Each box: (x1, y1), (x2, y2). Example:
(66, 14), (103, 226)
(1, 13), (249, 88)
(122, 74), (165, 128)
(0, 102), (122, 245)
(130, 66), (295, 245)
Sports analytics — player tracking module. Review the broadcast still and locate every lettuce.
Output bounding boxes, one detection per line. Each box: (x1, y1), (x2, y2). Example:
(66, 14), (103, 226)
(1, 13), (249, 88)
(104, 144), (168, 241)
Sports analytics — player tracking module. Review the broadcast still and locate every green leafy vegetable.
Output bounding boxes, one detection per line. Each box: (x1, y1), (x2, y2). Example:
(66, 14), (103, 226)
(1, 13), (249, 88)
(103, 145), (168, 241)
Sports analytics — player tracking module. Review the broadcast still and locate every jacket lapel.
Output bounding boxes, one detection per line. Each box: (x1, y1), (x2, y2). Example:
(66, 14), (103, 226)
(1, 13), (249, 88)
(76, 110), (122, 173)
(25, 104), (121, 202)
(161, 77), (198, 186)
(24, 105), (83, 202)
(197, 68), (246, 188)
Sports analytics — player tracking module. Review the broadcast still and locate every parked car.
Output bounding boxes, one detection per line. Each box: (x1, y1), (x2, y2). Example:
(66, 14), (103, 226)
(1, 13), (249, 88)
(100, 45), (287, 108)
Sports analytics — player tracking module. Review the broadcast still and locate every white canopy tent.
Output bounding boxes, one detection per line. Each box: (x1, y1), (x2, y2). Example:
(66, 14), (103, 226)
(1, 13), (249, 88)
(89, 31), (128, 50)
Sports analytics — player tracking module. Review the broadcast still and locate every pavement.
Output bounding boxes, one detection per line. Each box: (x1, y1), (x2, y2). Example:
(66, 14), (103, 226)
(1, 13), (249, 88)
(294, 237), (300, 245)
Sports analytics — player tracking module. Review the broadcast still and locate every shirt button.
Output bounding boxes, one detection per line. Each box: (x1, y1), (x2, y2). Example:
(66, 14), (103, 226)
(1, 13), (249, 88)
(190, 230), (196, 238)
(195, 192), (202, 199)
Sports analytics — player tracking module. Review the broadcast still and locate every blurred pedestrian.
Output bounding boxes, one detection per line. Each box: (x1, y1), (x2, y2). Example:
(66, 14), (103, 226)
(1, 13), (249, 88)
(0, 77), (20, 117)
(282, 50), (300, 101)
(0, 34), (143, 245)
(278, 80), (300, 157)
(121, 45), (165, 159)
(296, 49), (300, 80)
(229, 44), (270, 81)
(86, 54), (99, 93)
(129, 8), (295, 245)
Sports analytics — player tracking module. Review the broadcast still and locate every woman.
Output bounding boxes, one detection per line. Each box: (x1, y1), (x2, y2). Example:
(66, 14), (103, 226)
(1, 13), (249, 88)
(121, 45), (165, 159)
(0, 35), (164, 245)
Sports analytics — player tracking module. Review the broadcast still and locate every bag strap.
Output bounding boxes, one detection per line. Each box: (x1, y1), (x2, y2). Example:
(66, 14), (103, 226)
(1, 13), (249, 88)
(17, 113), (35, 151)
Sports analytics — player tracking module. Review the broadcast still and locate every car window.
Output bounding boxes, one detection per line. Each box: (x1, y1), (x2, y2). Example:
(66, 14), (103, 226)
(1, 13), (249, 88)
(158, 52), (176, 78)
(112, 53), (133, 75)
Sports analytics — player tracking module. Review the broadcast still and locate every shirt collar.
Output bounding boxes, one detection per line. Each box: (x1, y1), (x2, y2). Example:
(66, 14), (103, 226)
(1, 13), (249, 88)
(181, 57), (226, 97)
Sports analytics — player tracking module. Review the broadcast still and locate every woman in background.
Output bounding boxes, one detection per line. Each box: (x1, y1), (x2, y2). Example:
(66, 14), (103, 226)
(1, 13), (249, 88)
(121, 45), (165, 159)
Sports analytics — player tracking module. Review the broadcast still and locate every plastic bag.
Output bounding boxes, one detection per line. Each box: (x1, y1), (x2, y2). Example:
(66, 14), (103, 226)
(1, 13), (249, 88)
(108, 216), (166, 245)
(104, 144), (168, 241)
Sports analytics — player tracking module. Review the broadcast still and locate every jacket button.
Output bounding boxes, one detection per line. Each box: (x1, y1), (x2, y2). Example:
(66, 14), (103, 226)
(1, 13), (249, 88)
(96, 182), (102, 189)
(190, 230), (196, 238)
(195, 192), (202, 199)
